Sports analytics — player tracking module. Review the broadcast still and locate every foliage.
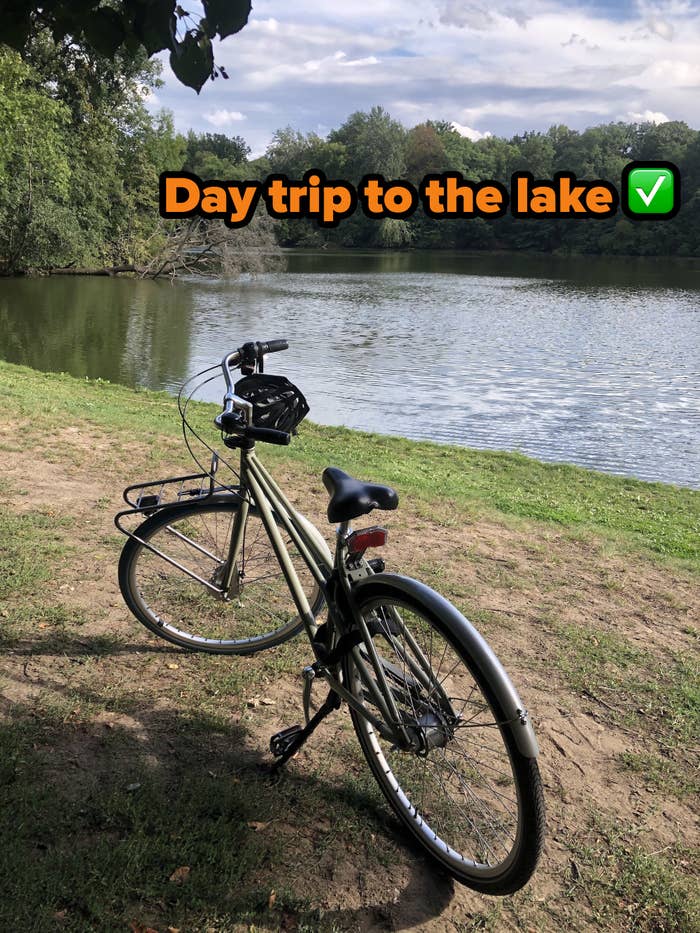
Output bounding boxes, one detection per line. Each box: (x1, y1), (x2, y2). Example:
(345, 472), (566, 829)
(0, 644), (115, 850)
(264, 111), (700, 256)
(0, 50), (75, 271)
(183, 130), (250, 178)
(329, 106), (406, 181)
(0, 1), (251, 92)
(1, 41), (698, 267)
(0, 44), (186, 272)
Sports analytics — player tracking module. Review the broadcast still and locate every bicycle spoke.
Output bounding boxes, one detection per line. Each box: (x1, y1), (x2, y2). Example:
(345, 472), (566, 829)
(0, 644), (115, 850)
(127, 505), (318, 648)
(349, 596), (525, 877)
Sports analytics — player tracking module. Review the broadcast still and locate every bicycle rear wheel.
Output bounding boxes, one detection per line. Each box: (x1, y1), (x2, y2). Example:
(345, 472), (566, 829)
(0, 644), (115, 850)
(118, 497), (324, 654)
(343, 575), (545, 894)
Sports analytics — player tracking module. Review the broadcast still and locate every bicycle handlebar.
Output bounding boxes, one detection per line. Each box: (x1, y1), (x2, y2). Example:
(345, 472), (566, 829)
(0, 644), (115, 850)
(259, 339), (288, 355)
(216, 339), (290, 443)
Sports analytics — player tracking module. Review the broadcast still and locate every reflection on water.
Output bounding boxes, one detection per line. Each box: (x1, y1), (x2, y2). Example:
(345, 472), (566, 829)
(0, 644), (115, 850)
(0, 251), (698, 488)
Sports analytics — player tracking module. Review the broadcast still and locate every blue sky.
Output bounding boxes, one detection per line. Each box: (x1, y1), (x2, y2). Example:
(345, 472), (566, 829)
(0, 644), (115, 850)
(147, 1), (700, 155)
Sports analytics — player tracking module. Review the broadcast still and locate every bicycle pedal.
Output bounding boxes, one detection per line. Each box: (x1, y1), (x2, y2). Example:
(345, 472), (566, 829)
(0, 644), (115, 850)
(270, 724), (304, 757)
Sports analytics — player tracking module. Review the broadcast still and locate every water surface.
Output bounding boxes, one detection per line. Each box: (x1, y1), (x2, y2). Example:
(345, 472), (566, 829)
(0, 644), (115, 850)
(1, 250), (698, 488)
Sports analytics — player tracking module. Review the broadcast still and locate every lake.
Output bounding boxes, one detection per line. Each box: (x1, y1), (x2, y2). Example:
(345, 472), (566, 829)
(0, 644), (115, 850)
(1, 250), (698, 488)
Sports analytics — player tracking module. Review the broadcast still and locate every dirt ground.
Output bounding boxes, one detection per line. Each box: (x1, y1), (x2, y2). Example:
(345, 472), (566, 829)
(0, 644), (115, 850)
(1, 420), (698, 931)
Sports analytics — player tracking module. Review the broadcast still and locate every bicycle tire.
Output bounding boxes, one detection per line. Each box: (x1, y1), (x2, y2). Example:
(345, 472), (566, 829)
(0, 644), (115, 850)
(118, 496), (324, 655)
(342, 574), (545, 894)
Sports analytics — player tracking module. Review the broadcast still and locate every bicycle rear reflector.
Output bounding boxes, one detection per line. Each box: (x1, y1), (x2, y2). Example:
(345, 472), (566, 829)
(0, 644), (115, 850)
(347, 527), (388, 554)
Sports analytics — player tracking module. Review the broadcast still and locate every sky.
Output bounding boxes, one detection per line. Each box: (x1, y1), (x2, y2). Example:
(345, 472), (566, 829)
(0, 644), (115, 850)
(146, 1), (700, 156)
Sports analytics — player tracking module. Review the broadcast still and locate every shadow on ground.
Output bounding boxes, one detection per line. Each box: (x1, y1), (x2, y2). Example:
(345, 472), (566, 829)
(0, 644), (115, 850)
(1, 636), (456, 932)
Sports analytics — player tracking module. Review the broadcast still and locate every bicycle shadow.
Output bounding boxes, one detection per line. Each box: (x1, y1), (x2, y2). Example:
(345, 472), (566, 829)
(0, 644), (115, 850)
(0, 656), (459, 931)
(3, 629), (183, 657)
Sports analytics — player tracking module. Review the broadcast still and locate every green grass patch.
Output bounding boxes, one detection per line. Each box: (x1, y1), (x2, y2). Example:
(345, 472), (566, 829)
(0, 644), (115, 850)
(0, 510), (73, 600)
(552, 622), (700, 759)
(283, 424), (700, 564)
(618, 751), (700, 800)
(568, 819), (699, 932)
(1, 360), (698, 566)
(0, 707), (401, 932)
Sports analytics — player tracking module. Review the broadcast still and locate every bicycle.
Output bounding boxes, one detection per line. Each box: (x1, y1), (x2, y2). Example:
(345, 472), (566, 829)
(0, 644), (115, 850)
(115, 339), (545, 895)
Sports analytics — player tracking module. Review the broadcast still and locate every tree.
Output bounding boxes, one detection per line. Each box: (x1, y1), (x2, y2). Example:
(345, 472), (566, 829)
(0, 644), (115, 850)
(378, 218), (414, 248)
(184, 131), (250, 174)
(0, 48), (75, 272)
(330, 106), (406, 181)
(0, 1), (252, 92)
(405, 123), (447, 182)
(508, 131), (555, 178)
(0, 42), (188, 273)
(139, 212), (281, 279)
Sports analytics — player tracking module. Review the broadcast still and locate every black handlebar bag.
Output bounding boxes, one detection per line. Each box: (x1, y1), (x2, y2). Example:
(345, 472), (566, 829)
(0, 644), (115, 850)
(234, 374), (310, 434)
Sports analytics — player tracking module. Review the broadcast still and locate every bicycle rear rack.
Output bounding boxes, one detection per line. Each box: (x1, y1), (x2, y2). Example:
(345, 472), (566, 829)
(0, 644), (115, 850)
(115, 453), (245, 540)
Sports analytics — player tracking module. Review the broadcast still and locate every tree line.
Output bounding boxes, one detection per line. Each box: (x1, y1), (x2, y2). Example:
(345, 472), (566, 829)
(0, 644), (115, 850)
(1, 38), (698, 275)
(254, 109), (700, 256)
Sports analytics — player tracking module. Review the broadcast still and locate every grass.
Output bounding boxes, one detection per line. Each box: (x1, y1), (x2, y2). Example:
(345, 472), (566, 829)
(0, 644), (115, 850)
(0, 360), (698, 931)
(0, 510), (74, 599)
(551, 624), (699, 743)
(567, 818), (700, 932)
(1, 360), (698, 565)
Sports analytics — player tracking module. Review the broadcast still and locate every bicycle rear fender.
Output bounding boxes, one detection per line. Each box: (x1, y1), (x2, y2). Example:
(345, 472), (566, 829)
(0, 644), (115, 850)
(351, 573), (539, 759)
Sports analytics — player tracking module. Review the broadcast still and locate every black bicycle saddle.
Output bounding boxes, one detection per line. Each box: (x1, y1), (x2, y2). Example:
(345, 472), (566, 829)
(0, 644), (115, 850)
(322, 467), (399, 524)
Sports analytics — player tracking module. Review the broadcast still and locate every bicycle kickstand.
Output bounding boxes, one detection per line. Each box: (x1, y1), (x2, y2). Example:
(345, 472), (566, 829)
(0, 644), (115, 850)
(269, 687), (341, 769)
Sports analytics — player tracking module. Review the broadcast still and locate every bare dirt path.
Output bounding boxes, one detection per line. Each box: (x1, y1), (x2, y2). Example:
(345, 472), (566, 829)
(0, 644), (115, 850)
(1, 419), (698, 931)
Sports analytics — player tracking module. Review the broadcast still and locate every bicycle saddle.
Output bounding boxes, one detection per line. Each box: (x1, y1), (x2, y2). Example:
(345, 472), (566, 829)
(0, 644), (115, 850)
(322, 467), (399, 524)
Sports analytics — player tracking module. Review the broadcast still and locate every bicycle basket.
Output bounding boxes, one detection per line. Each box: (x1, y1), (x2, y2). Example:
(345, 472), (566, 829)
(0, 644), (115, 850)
(234, 373), (310, 434)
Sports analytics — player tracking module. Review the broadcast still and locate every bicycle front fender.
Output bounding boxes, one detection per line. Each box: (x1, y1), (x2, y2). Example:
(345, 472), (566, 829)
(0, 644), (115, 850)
(351, 573), (540, 759)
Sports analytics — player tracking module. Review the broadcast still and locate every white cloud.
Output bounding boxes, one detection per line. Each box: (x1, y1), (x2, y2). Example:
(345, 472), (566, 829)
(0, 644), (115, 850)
(147, 0), (700, 155)
(452, 122), (492, 141)
(647, 17), (674, 39)
(623, 109), (670, 123)
(615, 59), (700, 89)
(340, 55), (380, 67)
(204, 109), (247, 127)
(435, 0), (531, 30)
(437, 1), (495, 30)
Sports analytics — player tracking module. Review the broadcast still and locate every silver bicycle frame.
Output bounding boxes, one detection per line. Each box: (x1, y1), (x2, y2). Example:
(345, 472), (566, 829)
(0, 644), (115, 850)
(213, 441), (431, 746)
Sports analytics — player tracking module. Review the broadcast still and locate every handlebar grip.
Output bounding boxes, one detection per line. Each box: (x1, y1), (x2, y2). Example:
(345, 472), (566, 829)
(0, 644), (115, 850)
(259, 339), (288, 354)
(244, 426), (291, 445)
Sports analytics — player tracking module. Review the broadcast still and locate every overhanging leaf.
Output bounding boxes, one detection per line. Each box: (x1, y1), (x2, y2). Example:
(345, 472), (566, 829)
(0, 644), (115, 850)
(82, 8), (126, 58)
(203, 0), (251, 39)
(169, 32), (213, 93)
(129, 0), (176, 55)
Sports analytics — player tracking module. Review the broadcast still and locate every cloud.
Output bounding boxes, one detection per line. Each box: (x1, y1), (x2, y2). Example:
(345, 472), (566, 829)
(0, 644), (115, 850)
(562, 33), (600, 51)
(623, 109), (670, 123)
(452, 122), (492, 141)
(146, 0), (700, 156)
(435, 1), (530, 30)
(437, 1), (495, 29)
(647, 17), (674, 39)
(204, 109), (247, 127)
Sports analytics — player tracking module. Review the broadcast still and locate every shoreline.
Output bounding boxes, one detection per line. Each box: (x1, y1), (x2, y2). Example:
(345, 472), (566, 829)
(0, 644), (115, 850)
(3, 246), (700, 278)
(1, 360), (697, 568)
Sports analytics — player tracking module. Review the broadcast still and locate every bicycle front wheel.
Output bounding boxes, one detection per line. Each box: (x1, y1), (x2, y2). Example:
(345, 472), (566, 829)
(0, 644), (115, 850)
(118, 497), (324, 654)
(343, 575), (545, 894)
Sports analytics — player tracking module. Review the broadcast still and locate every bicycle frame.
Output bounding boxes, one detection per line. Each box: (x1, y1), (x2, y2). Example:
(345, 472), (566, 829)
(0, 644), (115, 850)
(226, 442), (453, 749)
(116, 341), (458, 749)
